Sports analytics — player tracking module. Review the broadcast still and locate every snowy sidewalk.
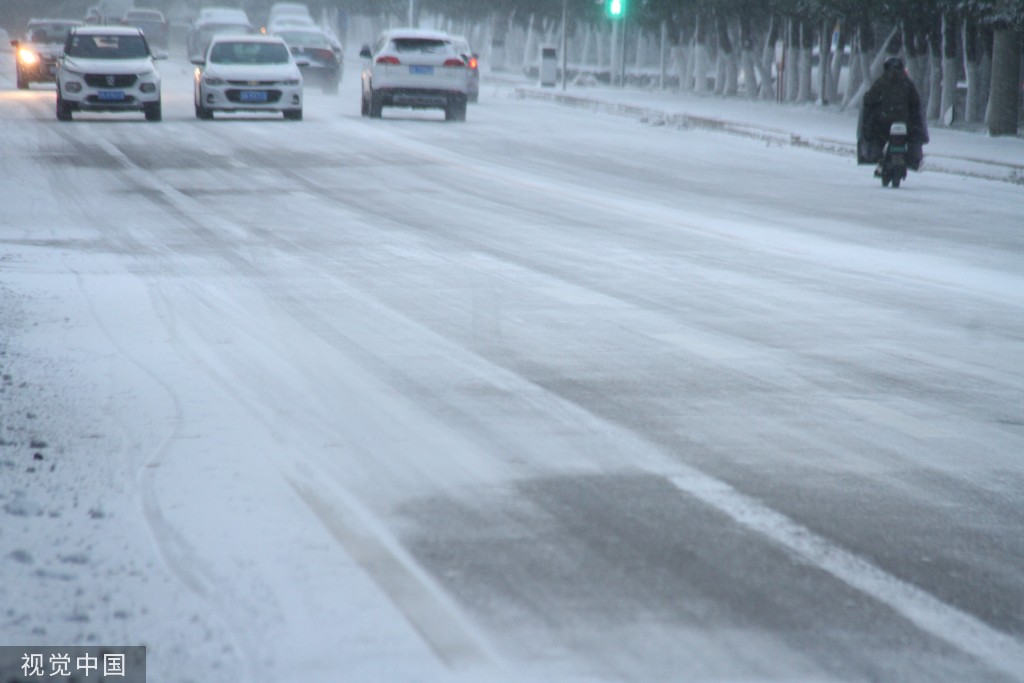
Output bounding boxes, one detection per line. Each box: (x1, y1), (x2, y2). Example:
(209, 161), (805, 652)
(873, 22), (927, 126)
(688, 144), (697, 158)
(494, 72), (1024, 185)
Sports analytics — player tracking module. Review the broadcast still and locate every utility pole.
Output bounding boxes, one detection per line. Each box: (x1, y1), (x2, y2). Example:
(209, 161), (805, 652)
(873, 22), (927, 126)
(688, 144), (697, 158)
(408, 0), (415, 27)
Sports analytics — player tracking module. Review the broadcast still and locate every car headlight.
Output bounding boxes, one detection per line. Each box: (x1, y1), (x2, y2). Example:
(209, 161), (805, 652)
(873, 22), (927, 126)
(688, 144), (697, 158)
(282, 78), (300, 86)
(18, 48), (39, 65)
(137, 69), (156, 78)
(203, 76), (225, 86)
(140, 83), (157, 93)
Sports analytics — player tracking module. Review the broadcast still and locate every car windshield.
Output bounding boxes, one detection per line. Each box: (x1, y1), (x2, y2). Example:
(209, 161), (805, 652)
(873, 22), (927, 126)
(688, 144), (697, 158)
(125, 12), (161, 21)
(276, 31), (330, 48)
(27, 24), (78, 43)
(390, 38), (447, 54)
(209, 41), (289, 64)
(65, 34), (148, 58)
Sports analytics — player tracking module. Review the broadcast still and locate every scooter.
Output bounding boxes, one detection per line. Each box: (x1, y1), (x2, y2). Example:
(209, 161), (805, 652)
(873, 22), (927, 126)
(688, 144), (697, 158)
(879, 122), (908, 188)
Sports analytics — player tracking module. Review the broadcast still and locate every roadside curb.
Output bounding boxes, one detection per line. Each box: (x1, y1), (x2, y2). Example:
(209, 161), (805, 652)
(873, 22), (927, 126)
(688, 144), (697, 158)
(512, 85), (1024, 185)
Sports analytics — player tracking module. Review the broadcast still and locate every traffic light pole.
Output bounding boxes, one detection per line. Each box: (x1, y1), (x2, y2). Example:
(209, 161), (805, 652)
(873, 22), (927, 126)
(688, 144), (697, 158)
(619, 16), (627, 87)
(610, 19), (619, 86)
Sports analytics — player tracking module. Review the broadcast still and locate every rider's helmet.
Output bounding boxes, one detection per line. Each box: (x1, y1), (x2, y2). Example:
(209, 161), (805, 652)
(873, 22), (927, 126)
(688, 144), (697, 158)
(883, 56), (905, 74)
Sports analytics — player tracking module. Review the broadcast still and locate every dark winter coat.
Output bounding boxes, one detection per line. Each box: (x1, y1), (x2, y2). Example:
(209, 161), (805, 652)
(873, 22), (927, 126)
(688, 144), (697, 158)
(857, 69), (929, 169)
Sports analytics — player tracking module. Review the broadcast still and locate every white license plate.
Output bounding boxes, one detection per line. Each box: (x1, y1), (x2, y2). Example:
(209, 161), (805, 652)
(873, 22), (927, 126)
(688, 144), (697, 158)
(409, 65), (433, 75)
(97, 90), (125, 101)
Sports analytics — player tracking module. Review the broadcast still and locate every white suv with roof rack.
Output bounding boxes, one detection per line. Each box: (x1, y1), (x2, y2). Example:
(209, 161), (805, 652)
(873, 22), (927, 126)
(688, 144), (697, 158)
(359, 28), (469, 122)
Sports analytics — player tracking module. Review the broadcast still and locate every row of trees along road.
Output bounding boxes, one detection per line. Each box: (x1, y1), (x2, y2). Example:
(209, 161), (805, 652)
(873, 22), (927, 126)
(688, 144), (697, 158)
(2, 0), (1020, 134)
(357, 0), (1024, 136)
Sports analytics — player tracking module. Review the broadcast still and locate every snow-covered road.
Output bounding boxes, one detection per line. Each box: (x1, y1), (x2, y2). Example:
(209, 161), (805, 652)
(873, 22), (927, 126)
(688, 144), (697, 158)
(2, 50), (1023, 683)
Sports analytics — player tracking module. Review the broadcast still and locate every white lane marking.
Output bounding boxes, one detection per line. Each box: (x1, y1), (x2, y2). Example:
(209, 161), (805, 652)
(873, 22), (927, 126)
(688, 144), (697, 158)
(288, 475), (501, 673)
(667, 470), (1024, 682)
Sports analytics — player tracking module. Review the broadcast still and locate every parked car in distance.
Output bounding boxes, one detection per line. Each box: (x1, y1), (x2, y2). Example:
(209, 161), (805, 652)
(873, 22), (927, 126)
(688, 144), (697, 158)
(267, 3), (312, 25)
(192, 34), (306, 120)
(55, 25), (167, 121)
(272, 26), (340, 93)
(120, 8), (167, 48)
(449, 34), (479, 103)
(187, 8), (251, 59)
(359, 28), (469, 122)
(10, 19), (83, 89)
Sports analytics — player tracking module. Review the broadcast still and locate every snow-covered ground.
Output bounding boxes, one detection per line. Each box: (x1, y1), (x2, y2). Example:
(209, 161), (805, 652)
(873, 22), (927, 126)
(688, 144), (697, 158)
(1, 45), (1023, 683)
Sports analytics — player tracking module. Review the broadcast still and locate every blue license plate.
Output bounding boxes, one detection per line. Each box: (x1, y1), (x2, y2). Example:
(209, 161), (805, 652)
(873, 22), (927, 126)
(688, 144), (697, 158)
(240, 90), (268, 103)
(409, 65), (433, 75)
(97, 90), (125, 101)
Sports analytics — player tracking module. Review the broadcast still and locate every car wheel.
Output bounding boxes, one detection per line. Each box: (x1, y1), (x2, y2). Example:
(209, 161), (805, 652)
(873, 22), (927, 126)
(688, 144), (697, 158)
(283, 108), (302, 121)
(16, 69), (29, 90)
(56, 92), (72, 121)
(360, 91), (368, 117)
(368, 90), (382, 118)
(144, 100), (162, 122)
(195, 98), (213, 120)
(445, 96), (467, 122)
(468, 92), (478, 104)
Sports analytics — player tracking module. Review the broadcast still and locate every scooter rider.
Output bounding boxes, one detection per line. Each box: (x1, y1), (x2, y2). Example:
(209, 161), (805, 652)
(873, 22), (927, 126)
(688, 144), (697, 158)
(857, 56), (929, 174)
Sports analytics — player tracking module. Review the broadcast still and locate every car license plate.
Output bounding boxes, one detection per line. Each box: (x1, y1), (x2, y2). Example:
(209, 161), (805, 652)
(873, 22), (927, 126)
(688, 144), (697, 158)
(240, 90), (268, 103)
(97, 90), (125, 101)
(409, 65), (433, 75)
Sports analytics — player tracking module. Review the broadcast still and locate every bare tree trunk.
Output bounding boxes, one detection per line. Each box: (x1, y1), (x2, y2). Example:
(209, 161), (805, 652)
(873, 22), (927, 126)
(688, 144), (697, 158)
(693, 13), (710, 93)
(904, 18), (929, 102)
(785, 18), (799, 101)
(676, 26), (693, 91)
(759, 16), (778, 100)
(818, 19), (832, 104)
(927, 16), (943, 120)
(829, 19), (845, 103)
(987, 26), (1022, 135)
(797, 20), (814, 101)
(940, 11), (960, 125)
(740, 14), (759, 99)
(714, 15), (737, 95)
(977, 25), (994, 123)
(962, 15), (982, 124)
(842, 29), (862, 108)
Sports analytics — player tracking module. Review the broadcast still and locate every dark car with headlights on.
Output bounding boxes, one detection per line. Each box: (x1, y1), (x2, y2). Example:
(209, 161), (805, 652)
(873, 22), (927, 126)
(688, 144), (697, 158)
(272, 27), (341, 94)
(10, 19), (83, 89)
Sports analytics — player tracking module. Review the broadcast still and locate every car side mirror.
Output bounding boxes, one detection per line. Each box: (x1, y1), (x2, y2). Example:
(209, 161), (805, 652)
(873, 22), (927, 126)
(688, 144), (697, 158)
(359, 45), (371, 59)
(295, 57), (310, 67)
(190, 57), (205, 66)
(152, 51), (169, 60)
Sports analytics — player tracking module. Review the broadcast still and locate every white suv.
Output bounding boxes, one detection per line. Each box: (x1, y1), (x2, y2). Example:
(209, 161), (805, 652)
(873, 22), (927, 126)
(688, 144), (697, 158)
(359, 29), (469, 122)
(56, 26), (166, 121)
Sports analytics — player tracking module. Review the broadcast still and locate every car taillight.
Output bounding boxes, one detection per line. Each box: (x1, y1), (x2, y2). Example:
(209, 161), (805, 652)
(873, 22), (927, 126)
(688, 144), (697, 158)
(443, 58), (465, 67)
(468, 57), (478, 70)
(376, 55), (400, 65)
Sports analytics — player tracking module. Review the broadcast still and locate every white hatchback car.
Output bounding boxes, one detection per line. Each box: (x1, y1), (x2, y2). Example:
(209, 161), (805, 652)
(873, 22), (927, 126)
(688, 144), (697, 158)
(55, 25), (166, 121)
(359, 29), (469, 122)
(192, 34), (306, 120)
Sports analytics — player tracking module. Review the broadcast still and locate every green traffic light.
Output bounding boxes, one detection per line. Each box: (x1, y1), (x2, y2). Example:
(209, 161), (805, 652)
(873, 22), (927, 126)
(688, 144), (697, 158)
(606, 0), (625, 18)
